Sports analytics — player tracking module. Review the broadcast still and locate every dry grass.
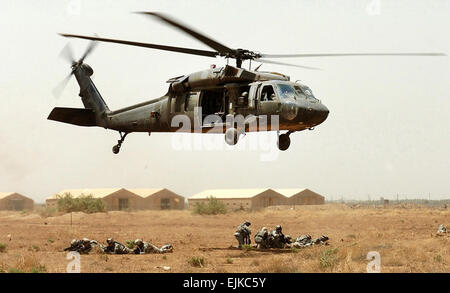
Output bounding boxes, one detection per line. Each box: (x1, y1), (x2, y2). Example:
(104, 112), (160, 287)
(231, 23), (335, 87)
(0, 204), (448, 273)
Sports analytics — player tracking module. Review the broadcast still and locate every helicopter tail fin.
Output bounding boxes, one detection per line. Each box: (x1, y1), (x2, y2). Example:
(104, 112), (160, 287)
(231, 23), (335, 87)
(72, 63), (110, 127)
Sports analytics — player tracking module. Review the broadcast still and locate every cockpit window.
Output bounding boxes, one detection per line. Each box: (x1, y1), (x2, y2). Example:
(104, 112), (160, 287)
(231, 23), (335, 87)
(295, 85), (316, 99)
(277, 84), (297, 99)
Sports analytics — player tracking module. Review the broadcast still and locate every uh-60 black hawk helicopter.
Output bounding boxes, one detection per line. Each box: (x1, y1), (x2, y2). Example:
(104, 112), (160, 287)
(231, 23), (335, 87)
(49, 12), (445, 154)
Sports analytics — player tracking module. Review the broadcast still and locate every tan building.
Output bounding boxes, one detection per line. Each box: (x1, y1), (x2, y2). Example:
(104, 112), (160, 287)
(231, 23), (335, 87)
(189, 189), (288, 211)
(46, 188), (144, 211)
(275, 188), (325, 205)
(0, 192), (34, 210)
(130, 188), (185, 210)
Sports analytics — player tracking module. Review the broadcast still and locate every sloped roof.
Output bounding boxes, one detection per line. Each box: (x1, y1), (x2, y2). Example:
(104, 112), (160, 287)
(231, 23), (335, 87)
(46, 188), (124, 200)
(190, 189), (274, 199)
(0, 192), (15, 200)
(128, 188), (164, 198)
(0, 192), (32, 200)
(275, 188), (323, 198)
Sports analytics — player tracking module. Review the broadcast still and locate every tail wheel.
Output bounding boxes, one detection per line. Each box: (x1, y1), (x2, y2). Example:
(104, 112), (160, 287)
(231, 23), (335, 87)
(277, 134), (291, 151)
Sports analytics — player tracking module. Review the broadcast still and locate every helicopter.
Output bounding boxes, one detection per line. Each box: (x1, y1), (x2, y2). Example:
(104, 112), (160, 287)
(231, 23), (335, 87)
(49, 12), (445, 154)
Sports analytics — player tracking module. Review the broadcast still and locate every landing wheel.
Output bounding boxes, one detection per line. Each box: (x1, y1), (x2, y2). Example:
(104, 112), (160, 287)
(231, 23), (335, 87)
(112, 145), (120, 154)
(112, 132), (129, 154)
(277, 133), (291, 151)
(225, 128), (239, 145)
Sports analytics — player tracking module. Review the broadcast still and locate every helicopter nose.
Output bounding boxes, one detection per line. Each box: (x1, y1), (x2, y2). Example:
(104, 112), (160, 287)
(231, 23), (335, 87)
(311, 104), (329, 125)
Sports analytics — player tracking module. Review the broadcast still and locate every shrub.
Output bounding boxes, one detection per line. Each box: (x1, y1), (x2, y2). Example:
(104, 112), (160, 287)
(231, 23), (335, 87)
(434, 254), (442, 262)
(188, 256), (205, 267)
(30, 265), (47, 273)
(125, 240), (135, 249)
(226, 257), (233, 264)
(36, 206), (57, 218)
(319, 248), (339, 269)
(241, 244), (253, 251)
(57, 193), (106, 214)
(8, 268), (24, 273)
(192, 197), (227, 215)
(0, 243), (6, 253)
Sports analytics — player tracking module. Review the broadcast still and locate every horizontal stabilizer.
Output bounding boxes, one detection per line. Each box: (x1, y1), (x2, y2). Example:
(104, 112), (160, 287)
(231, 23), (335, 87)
(48, 107), (97, 127)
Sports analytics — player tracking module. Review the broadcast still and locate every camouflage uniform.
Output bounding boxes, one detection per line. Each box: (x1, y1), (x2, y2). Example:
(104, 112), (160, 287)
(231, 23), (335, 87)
(269, 225), (288, 248)
(291, 234), (329, 248)
(254, 227), (270, 249)
(101, 238), (132, 254)
(437, 224), (447, 234)
(64, 238), (98, 254)
(133, 239), (173, 254)
(234, 221), (251, 248)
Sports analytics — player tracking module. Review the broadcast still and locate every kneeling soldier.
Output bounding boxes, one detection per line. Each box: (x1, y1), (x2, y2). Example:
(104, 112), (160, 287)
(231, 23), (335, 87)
(234, 221), (251, 248)
(254, 227), (270, 249)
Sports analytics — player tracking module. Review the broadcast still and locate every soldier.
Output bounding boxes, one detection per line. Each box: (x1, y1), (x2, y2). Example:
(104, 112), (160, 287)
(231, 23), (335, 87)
(234, 220), (251, 248)
(64, 238), (98, 254)
(312, 235), (329, 245)
(437, 224), (447, 234)
(101, 238), (132, 254)
(291, 234), (329, 248)
(269, 225), (288, 248)
(133, 239), (173, 254)
(254, 227), (270, 249)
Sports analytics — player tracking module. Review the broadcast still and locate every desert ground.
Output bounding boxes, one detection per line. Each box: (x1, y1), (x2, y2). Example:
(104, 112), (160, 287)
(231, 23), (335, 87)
(0, 204), (448, 273)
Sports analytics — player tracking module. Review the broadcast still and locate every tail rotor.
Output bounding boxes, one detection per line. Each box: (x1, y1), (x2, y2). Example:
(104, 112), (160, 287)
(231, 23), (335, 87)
(52, 39), (98, 99)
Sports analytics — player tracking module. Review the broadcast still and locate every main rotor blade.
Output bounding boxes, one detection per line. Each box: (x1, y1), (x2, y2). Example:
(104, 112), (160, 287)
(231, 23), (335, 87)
(261, 52), (447, 58)
(137, 12), (235, 55)
(256, 59), (320, 70)
(60, 34), (219, 58)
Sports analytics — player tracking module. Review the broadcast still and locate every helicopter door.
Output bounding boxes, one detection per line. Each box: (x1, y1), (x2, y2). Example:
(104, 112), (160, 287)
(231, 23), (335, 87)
(257, 84), (281, 116)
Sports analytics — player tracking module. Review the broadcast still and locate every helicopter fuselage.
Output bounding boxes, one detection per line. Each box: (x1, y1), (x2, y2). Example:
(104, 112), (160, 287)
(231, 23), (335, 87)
(104, 66), (329, 134)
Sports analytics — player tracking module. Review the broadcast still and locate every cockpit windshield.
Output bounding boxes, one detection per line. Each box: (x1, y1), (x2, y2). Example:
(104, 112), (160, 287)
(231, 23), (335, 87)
(294, 85), (316, 99)
(276, 84), (297, 99)
(277, 83), (317, 100)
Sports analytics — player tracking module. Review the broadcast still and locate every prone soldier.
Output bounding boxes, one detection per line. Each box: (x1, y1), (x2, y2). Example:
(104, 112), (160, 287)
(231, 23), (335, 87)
(133, 239), (173, 254)
(100, 238), (133, 254)
(64, 238), (98, 254)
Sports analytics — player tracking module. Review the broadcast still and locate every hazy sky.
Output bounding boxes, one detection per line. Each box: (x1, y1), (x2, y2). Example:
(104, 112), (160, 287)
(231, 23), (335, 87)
(0, 0), (449, 203)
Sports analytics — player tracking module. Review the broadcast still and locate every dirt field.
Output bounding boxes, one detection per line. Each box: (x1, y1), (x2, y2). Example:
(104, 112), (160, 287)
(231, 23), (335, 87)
(0, 204), (448, 273)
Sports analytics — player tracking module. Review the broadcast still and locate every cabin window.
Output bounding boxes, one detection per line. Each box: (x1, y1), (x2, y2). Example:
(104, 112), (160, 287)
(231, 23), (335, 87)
(260, 85), (276, 101)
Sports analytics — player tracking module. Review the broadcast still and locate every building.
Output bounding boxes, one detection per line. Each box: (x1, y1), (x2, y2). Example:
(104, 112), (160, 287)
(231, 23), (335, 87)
(129, 188), (185, 210)
(275, 188), (325, 205)
(46, 188), (144, 211)
(0, 192), (34, 211)
(189, 189), (288, 211)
